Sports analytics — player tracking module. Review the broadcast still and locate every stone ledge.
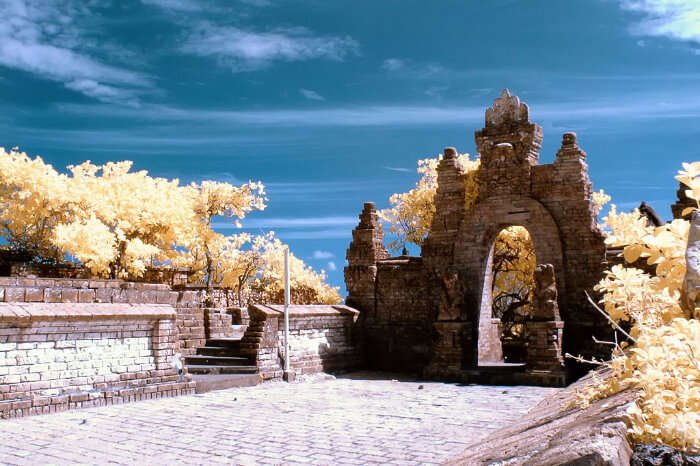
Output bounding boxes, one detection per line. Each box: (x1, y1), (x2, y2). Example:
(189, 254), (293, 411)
(252, 304), (359, 318)
(446, 368), (636, 465)
(0, 303), (176, 323)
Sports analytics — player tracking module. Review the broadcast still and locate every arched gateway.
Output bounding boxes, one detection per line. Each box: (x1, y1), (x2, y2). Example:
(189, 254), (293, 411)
(345, 90), (610, 386)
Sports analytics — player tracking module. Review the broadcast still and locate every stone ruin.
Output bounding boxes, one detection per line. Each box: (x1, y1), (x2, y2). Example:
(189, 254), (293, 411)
(345, 90), (611, 385)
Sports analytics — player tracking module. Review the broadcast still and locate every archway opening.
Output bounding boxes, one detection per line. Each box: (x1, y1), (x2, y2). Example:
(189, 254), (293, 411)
(478, 225), (536, 364)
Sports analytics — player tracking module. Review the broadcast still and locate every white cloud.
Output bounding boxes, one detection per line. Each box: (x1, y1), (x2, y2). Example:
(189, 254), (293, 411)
(384, 166), (412, 173)
(228, 216), (358, 229)
(141, 0), (202, 11)
(327, 261), (337, 272)
(0, 0), (152, 105)
(619, 0), (700, 42)
(182, 23), (359, 72)
(312, 250), (335, 259)
(300, 88), (325, 101)
(382, 58), (405, 71)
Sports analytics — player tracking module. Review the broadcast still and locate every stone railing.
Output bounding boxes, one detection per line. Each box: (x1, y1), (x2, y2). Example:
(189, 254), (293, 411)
(240, 304), (361, 380)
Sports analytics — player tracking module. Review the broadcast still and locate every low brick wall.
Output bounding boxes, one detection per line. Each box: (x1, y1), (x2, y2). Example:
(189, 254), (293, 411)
(0, 278), (209, 357)
(241, 304), (361, 380)
(0, 303), (194, 418)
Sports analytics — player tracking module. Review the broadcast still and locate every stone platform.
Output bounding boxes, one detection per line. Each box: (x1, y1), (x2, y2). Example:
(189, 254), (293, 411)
(0, 371), (556, 465)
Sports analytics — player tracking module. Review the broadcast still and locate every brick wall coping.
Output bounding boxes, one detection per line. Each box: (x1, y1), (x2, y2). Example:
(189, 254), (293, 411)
(250, 304), (359, 318)
(0, 303), (175, 323)
(0, 277), (169, 290)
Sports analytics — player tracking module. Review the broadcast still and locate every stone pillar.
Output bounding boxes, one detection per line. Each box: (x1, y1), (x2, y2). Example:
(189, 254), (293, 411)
(425, 321), (473, 379)
(525, 265), (565, 374)
(344, 202), (389, 313)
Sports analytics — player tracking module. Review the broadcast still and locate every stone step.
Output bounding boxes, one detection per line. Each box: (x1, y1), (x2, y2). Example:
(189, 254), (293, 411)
(185, 364), (258, 375)
(196, 346), (242, 357)
(192, 373), (262, 394)
(206, 338), (242, 350)
(185, 355), (253, 366)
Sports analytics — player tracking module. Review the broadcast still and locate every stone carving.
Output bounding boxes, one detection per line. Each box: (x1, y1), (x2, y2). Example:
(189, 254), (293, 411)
(532, 264), (560, 321)
(437, 270), (464, 321)
(638, 201), (664, 228)
(485, 89), (529, 127)
(681, 211), (700, 319)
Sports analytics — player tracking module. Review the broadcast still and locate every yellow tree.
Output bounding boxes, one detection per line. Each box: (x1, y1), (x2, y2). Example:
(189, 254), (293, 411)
(185, 180), (266, 291)
(379, 153), (479, 251)
(52, 160), (194, 279)
(0, 148), (75, 263)
(574, 162), (700, 453)
(250, 234), (342, 305)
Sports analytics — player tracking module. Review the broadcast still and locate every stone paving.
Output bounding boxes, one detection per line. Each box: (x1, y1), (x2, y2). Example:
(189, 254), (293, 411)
(0, 372), (558, 465)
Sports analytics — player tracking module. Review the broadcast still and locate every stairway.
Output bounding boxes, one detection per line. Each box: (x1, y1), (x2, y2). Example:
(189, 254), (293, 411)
(185, 338), (258, 375)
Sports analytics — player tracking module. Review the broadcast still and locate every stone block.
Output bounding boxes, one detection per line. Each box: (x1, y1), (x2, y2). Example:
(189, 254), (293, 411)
(5, 288), (25, 302)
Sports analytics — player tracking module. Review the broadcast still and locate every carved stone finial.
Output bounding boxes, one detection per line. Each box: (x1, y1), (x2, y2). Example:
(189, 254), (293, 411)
(443, 147), (457, 159)
(556, 132), (587, 162)
(562, 132), (577, 146)
(484, 89), (530, 127)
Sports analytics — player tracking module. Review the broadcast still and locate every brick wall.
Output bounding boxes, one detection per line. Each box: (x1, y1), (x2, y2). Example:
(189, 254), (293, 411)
(0, 303), (194, 418)
(242, 304), (360, 380)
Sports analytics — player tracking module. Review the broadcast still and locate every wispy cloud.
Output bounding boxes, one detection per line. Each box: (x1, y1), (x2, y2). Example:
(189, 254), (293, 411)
(0, 0), (152, 106)
(54, 92), (700, 128)
(380, 58), (448, 80)
(226, 216), (357, 229)
(182, 22), (359, 72)
(619, 0), (700, 42)
(326, 261), (337, 271)
(141, 0), (202, 11)
(312, 250), (335, 259)
(0, 0), (153, 106)
(381, 58), (405, 71)
(300, 88), (325, 101)
(384, 166), (412, 173)
(275, 228), (352, 240)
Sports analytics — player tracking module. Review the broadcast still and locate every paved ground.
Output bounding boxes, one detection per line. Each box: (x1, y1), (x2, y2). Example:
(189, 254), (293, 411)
(0, 372), (557, 465)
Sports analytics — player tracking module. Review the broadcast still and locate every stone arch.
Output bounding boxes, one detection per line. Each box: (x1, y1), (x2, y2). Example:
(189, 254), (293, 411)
(455, 197), (564, 366)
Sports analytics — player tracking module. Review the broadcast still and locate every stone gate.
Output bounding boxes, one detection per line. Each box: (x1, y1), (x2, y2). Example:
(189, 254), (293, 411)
(345, 90), (611, 385)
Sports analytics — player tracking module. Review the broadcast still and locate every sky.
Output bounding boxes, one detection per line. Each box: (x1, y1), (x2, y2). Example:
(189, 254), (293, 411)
(1, 0), (699, 297)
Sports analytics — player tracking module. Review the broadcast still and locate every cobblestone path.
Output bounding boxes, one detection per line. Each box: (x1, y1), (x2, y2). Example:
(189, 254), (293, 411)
(0, 372), (557, 465)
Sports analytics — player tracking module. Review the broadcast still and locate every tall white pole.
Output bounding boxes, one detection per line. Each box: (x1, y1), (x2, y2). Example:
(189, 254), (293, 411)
(283, 246), (291, 381)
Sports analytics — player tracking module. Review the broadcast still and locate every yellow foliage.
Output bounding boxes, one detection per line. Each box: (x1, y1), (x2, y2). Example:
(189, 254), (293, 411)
(492, 226), (536, 323)
(378, 152), (479, 251)
(580, 161), (700, 453)
(0, 146), (338, 306)
(0, 148), (74, 262)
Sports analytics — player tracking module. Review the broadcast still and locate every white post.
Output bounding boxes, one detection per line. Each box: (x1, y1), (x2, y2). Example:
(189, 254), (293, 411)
(283, 246), (293, 381)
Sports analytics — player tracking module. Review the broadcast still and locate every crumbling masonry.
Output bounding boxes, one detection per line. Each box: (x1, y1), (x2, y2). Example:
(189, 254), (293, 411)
(345, 90), (610, 385)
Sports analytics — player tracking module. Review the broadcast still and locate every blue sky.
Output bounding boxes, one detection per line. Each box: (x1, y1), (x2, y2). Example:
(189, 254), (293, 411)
(1, 0), (699, 296)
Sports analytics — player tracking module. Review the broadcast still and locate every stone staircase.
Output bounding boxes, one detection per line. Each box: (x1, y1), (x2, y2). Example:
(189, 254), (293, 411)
(185, 337), (257, 375)
(185, 324), (262, 393)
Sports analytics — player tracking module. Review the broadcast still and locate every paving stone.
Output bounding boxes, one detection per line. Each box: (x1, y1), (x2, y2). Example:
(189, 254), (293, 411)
(0, 371), (555, 465)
